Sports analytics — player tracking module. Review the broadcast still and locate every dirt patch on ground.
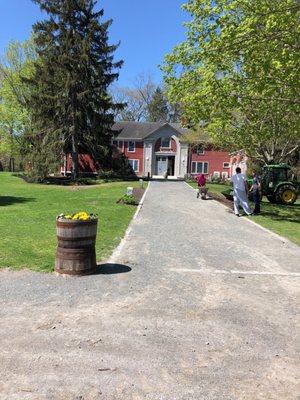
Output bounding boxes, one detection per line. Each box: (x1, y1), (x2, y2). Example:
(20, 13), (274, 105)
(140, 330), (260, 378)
(209, 192), (233, 209)
(132, 187), (145, 203)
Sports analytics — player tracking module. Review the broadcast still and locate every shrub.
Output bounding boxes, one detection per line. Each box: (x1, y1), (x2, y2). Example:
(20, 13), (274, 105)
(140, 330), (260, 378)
(211, 176), (221, 183)
(122, 194), (138, 205)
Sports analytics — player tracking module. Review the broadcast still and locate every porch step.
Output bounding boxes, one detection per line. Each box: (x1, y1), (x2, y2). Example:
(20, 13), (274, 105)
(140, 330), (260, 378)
(151, 175), (184, 181)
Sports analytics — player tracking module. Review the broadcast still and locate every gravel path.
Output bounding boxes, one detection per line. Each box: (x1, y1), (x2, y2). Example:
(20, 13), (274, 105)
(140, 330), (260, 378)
(1, 181), (299, 400)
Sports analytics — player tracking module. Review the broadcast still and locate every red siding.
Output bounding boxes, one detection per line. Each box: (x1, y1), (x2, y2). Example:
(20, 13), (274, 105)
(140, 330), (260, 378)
(122, 141), (144, 175)
(65, 153), (98, 173)
(190, 148), (231, 177)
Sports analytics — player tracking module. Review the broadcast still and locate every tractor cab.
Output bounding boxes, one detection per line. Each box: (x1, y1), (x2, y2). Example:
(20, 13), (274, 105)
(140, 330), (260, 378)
(261, 164), (298, 205)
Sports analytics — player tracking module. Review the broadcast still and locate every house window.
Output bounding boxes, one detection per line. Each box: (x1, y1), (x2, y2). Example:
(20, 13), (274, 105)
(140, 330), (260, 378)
(112, 140), (118, 147)
(223, 162), (230, 169)
(191, 161), (209, 174)
(213, 171), (220, 177)
(128, 141), (135, 152)
(161, 138), (171, 148)
(222, 172), (228, 179)
(128, 159), (139, 172)
(196, 145), (204, 155)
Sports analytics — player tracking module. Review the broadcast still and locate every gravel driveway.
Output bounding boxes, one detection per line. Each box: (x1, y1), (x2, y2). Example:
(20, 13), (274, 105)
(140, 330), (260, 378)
(1, 181), (299, 400)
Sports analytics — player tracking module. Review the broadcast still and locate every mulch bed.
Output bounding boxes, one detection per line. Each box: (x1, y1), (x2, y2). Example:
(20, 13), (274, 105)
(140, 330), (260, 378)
(208, 192), (233, 209)
(132, 188), (145, 204)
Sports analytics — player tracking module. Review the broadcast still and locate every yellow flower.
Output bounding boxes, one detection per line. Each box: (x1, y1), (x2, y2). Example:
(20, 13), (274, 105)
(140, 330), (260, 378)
(78, 211), (89, 220)
(61, 211), (91, 221)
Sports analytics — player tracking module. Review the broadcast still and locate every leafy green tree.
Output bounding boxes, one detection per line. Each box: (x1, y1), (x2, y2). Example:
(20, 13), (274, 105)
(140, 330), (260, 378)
(163, 0), (300, 164)
(0, 39), (36, 170)
(147, 87), (169, 122)
(27, 0), (123, 179)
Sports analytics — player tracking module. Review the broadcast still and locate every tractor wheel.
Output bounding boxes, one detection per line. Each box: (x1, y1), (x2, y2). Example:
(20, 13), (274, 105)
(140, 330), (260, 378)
(275, 185), (298, 205)
(266, 195), (277, 203)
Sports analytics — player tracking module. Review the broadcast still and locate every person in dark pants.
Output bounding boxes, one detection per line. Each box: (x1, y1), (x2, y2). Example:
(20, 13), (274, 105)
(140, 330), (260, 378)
(250, 170), (261, 215)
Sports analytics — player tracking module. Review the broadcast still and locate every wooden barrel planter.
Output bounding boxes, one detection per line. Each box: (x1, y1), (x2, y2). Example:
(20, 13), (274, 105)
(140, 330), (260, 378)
(55, 218), (98, 275)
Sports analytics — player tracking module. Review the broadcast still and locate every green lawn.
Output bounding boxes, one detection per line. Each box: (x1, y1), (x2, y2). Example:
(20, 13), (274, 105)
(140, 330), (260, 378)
(0, 173), (140, 272)
(188, 181), (300, 246)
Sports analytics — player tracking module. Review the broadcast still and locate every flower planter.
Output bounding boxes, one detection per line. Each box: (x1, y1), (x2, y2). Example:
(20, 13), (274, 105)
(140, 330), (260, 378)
(55, 218), (98, 275)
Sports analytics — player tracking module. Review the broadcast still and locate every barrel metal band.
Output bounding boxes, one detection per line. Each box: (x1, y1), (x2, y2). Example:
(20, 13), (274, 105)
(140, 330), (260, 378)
(56, 220), (98, 228)
(57, 235), (97, 242)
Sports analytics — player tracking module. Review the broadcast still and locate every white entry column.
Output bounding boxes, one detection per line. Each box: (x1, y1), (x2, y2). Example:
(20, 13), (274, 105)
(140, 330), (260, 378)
(144, 140), (154, 177)
(178, 142), (188, 178)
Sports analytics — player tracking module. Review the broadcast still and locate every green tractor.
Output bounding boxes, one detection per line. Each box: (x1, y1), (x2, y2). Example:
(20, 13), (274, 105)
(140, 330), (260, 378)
(222, 164), (299, 205)
(260, 164), (298, 205)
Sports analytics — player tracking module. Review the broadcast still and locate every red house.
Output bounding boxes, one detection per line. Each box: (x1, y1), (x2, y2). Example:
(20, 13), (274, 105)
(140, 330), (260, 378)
(60, 121), (232, 178)
(112, 121), (232, 179)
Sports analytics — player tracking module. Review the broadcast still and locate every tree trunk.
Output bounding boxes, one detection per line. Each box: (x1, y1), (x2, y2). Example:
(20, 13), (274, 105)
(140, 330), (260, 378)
(71, 134), (78, 180)
(71, 89), (79, 180)
(9, 158), (15, 172)
(63, 153), (67, 177)
(9, 126), (15, 172)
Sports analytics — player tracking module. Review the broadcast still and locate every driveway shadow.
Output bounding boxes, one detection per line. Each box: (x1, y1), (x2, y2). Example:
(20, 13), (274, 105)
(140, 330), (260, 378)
(0, 196), (35, 206)
(94, 263), (132, 275)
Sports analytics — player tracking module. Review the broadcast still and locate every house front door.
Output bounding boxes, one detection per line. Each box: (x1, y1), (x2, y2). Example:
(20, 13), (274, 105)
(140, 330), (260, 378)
(156, 156), (168, 175)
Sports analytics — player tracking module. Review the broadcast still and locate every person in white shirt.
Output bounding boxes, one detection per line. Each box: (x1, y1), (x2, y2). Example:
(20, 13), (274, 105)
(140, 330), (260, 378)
(230, 167), (252, 216)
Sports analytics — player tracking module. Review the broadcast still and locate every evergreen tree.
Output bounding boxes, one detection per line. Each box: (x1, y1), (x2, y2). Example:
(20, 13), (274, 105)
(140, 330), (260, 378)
(147, 87), (169, 122)
(27, 0), (123, 179)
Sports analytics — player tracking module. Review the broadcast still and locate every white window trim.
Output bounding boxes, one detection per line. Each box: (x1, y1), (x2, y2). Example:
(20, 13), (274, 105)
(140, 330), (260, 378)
(223, 162), (230, 168)
(128, 141), (136, 153)
(161, 138), (171, 149)
(222, 171), (228, 178)
(129, 159), (139, 173)
(191, 161), (209, 174)
(213, 171), (220, 177)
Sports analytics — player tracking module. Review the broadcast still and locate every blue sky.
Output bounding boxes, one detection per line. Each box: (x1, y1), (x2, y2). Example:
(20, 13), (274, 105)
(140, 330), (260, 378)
(0, 0), (188, 87)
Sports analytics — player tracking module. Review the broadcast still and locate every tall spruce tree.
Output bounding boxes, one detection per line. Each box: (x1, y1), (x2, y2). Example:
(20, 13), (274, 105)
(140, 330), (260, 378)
(147, 87), (169, 122)
(27, 0), (123, 179)
(146, 86), (182, 123)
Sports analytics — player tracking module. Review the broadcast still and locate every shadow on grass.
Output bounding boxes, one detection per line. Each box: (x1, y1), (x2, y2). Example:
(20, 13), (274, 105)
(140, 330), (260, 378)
(260, 211), (300, 223)
(0, 196), (35, 206)
(94, 263), (132, 275)
(258, 201), (300, 223)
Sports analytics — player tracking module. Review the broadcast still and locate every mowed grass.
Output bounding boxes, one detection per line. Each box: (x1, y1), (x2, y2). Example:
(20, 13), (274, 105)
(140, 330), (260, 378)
(0, 173), (140, 272)
(188, 181), (300, 246)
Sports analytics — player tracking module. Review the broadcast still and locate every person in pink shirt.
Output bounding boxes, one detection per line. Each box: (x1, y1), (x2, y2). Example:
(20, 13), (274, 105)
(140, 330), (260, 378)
(196, 174), (208, 199)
